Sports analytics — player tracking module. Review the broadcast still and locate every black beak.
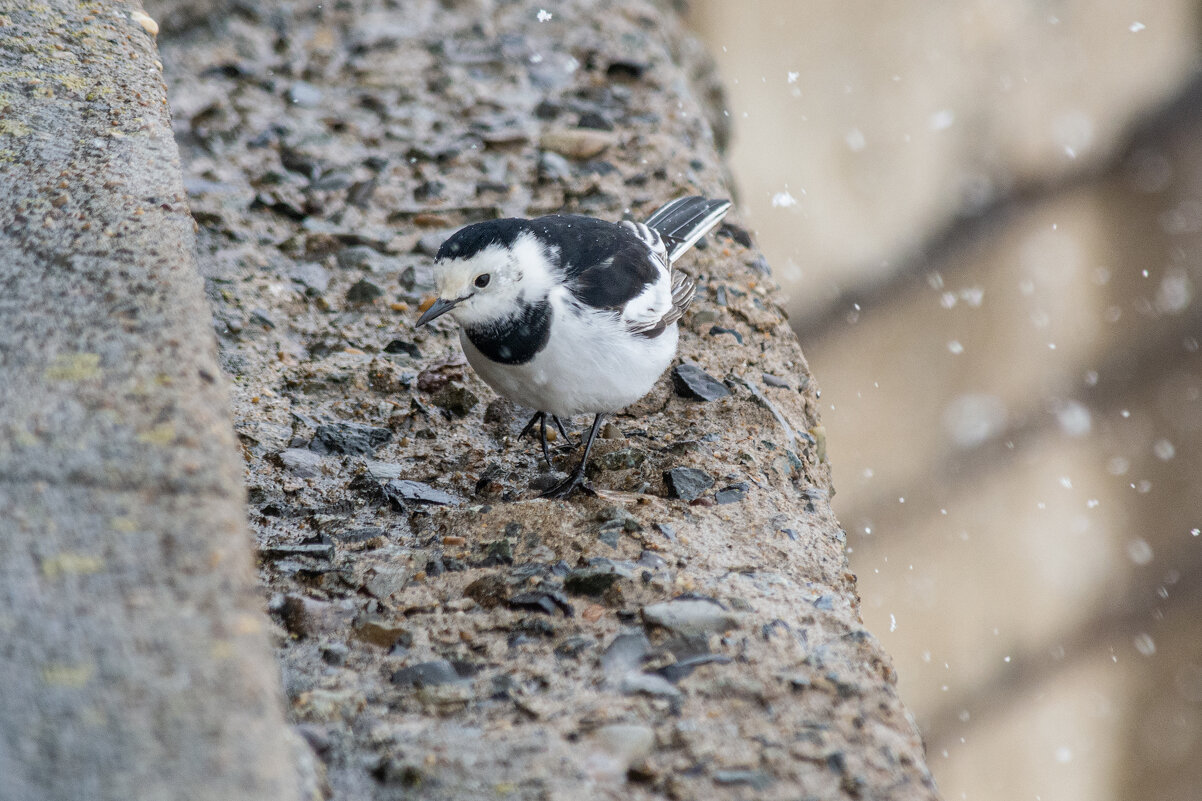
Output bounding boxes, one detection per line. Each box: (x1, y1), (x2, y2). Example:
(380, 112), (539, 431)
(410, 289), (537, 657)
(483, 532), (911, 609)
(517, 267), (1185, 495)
(416, 296), (463, 326)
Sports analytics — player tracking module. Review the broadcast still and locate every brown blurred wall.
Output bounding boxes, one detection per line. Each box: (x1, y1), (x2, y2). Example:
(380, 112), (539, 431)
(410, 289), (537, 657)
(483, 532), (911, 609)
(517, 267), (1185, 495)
(688, 2), (1202, 800)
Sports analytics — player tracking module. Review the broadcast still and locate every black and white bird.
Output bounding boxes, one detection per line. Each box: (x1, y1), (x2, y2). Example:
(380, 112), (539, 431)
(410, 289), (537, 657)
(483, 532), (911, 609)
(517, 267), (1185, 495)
(416, 196), (731, 498)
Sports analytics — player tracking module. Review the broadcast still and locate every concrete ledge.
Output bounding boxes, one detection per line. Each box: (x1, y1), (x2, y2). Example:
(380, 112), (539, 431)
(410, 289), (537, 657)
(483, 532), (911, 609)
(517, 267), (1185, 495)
(156, 0), (940, 798)
(0, 3), (298, 799)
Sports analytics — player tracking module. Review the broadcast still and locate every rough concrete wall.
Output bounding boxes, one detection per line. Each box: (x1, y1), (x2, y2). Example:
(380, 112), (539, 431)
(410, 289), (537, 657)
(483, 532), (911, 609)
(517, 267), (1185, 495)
(155, 0), (939, 799)
(0, 3), (298, 800)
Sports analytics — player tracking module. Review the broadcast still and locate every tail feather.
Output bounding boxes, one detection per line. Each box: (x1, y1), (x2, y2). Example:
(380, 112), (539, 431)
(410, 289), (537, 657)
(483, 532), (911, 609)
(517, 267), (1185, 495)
(644, 196), (732, 264)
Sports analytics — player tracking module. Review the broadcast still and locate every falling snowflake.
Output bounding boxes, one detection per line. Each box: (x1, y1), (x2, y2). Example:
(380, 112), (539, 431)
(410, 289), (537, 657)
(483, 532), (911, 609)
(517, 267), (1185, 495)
(1129, 21), (1145, 32)
(771, 190), (798, 208)
(537, 9), (552, 22)
(787, 71), (799, 84)
(928, 109), (955, 131)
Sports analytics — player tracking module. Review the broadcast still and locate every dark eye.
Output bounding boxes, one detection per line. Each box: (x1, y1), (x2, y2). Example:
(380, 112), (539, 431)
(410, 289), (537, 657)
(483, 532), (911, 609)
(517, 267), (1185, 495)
(474, 274), (491, 288)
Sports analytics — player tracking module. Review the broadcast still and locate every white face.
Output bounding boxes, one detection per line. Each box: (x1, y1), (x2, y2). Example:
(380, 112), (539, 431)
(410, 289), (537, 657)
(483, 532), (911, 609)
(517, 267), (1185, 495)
(432, 233), (554, 327)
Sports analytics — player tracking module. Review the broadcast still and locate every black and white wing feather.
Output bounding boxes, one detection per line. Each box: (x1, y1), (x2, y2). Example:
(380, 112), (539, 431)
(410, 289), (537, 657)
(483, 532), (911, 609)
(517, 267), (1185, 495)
(532, 196), (729, 336)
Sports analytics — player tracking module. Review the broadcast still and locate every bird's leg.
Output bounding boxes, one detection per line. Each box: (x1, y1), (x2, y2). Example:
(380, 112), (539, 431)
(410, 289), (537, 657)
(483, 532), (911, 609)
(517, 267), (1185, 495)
(518, 411), (543, 440)
(539, 414), (551, 467)
(551, 415), (575, 446)
(540, 413), (604, 499)
(518, 411), (554, 468)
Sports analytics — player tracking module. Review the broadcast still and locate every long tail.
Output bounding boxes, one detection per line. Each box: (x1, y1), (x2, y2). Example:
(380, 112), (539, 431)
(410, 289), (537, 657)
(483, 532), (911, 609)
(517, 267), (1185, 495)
(644, 196), (733, 264)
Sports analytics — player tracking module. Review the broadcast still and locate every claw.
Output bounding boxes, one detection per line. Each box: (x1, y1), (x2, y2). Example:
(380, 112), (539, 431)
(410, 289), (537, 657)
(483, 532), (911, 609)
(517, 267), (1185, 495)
(519, 411), (554, 468)
(538, 472), (596, 499)
(551, 415), (575, 445)
(536, 413), (604, 500)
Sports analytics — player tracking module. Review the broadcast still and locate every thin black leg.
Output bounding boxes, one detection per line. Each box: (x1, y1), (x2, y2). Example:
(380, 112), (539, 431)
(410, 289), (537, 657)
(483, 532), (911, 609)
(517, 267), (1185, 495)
(539, 414), (551, 467)
(551, 415), (573, 443)
(540, 413), (604, 499)
(518, 411), (554, 468)
(518, 411), (542, 439)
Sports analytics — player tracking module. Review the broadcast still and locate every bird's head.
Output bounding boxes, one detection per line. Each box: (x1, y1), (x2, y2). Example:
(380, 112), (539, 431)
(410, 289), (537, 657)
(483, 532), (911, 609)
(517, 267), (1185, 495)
(416, 220), (554, 328)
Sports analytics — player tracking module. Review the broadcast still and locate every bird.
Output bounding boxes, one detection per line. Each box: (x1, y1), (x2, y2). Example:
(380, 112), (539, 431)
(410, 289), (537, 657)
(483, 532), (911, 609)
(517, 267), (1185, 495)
(416, 195), (732, 498)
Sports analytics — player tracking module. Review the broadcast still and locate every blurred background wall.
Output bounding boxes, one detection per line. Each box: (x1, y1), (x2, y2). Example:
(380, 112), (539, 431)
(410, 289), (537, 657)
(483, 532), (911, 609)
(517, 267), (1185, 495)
(687, 2), (1202, 799)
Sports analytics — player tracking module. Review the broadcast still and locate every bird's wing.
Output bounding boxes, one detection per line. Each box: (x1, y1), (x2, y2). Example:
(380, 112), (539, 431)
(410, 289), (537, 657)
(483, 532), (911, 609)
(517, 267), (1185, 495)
(531, 206), (716, 337)
(530, 215), (659, 308)
(644, 196), (732, 264)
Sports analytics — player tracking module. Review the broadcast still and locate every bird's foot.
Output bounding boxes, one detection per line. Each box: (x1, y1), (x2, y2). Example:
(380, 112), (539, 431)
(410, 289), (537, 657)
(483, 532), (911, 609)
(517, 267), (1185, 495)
(518, 411), (554, 468)
(550, 415), (577, 446)
(538, 466), (595, 499)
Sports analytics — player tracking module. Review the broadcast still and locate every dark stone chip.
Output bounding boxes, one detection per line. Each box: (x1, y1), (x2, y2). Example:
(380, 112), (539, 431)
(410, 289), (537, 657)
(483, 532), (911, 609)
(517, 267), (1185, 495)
(507, 590), (574, 617)
(600, 631), (650, 677)
(481, 538), (513, 566)
(249, 308), (275, 329)
(534, 99), (562, 119)
(346, 278), (383, 303)
(310, 422), (392, 455)
(554, 635), (593, 659)
(663, 467), (715, 501)
(714, 483), (748, 504)
(414, 180), (444, 201)
(464, 575), (509, 608)
(383, 479), (461, 506)
(656, 652), (733, 683)
(672, 363), (731, 402)
(428, 384), (479, 417)
(717, 222), (753, 248)
(748, 255), (772, 276)
(577, 111), (614, 131)
(383, 339), (421, 358)
(606, 60), (647, 80)
(331, 526), (386, 544)
(564, 562), (624, 596)
(390, 659), (460, 687)
(708, 325), (743, 344)
(259, 542), (334, 561)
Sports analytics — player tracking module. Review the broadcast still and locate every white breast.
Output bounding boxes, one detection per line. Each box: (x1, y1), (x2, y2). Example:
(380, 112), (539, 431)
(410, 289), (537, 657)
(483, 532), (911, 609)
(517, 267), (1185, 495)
(460, 288), (679, 417)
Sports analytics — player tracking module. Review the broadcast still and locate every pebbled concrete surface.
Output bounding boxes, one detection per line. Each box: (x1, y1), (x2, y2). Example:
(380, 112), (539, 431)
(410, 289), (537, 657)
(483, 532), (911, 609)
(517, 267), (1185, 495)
(0, 2), (298, 800)
(157, 0), (940, 799)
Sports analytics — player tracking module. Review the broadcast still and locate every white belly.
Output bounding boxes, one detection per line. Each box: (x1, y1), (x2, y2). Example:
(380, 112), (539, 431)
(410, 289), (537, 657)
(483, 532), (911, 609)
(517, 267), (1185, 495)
(459, 302), (678, 417)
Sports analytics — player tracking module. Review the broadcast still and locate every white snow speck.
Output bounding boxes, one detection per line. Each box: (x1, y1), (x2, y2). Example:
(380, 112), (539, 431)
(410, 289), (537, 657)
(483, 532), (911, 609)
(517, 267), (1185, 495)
(1127, 538), (1154, 565)
(537, 8), (552, 22)
(771, 189), (798, 208)
(943, 393), (1006, 447)
(890, 614), (897, 632)
(845, 127), (866, 152)
(1191, 528), (1200, 537)
(1059, 476), (1073, 489)
(1087, 498), (1100, 509)
(1153, 438), (1176, 461)
(787, 71), (799, 84)
(947, 340), (964, 354)
(1133, 632), (1156, 656)
(928, 109), (955, 131)
(1055, 747), (1073, 764)
(1130, 21), (1146, 32)
(1055, 400), (1092, 437)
